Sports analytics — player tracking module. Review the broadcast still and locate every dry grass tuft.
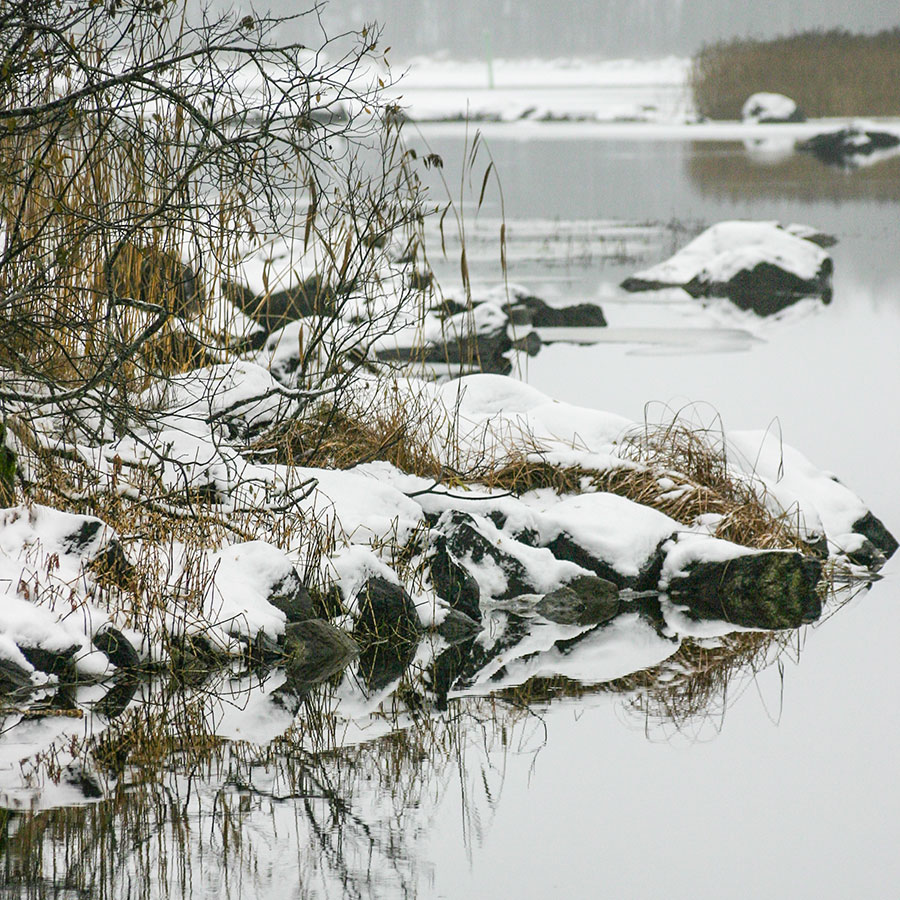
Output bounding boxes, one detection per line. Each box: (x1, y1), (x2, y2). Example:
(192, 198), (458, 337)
(251, 382), (453, 481)
(484, 419), (807, 553)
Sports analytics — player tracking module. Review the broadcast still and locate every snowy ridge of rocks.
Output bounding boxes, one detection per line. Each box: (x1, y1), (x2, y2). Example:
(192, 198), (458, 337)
(1, 370), (894, 700)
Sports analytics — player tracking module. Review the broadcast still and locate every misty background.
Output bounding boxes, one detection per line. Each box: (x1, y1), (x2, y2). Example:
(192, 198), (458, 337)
(226, 0), (899, 59)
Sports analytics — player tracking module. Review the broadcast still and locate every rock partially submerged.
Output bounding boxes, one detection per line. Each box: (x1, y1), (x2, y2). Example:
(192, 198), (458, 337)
(622, 220), (833, 315)
(353, 576), (421, 641)
(798, 123), (900, 169)
(741, 92), (803, 124)
(283, 619), (359, 691)
(536, 576), (619, 626)
(665, 545), (822, 630)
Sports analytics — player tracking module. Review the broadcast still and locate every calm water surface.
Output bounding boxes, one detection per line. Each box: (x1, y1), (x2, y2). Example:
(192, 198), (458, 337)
(414, 129), (900, 899)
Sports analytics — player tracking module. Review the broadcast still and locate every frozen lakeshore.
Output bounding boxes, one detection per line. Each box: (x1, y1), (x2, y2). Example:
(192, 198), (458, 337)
(2, 28), (900, 900)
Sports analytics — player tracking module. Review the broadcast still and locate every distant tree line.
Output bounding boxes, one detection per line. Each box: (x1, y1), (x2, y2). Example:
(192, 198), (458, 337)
(691, 29), (900, 119)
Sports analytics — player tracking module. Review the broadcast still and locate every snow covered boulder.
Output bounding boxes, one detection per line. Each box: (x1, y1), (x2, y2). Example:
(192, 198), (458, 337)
(727, 430), (897, 570)
(437, 509), (588, 602)
(621, 221), (833, 316)
(741, 92), (803, 124)
(662, 536), (822, 629)
(798, 123), (900, 169)
(206, 540), (312, 635)
(539, 493), (679, 590)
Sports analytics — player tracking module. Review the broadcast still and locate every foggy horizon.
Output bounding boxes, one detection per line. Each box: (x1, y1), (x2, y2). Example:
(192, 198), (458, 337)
(221, 0), (900, 59)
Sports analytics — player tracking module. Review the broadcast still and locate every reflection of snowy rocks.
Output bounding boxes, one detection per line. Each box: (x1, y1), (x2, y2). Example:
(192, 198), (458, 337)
(741, 92), (803, 124)
(621, 220), (834, 315)
(797, 122), (900, 169)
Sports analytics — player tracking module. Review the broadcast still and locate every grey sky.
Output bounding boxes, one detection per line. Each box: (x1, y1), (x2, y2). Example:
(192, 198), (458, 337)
(218, 0), (900, 59)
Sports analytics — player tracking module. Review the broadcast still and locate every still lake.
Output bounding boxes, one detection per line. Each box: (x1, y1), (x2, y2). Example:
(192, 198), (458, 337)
(4, 130), (899, 899)
(411, 126), (900, 899)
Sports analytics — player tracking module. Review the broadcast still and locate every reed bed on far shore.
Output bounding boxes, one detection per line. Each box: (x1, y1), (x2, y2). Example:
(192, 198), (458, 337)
(691, 29), (900, 120)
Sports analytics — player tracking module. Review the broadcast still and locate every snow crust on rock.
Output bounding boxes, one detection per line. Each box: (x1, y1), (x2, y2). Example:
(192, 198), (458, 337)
(628, 221), (829, 289)
(204, 542), (292, 638)
(741, 92), (800, 123)
(659, 533), (760, 586)
(528, 492), (679, 578)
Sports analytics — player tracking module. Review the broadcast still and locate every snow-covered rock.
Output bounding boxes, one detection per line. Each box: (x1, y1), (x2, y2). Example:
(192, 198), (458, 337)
(621, 220), (833, 315)
(741, 92), (803, 124)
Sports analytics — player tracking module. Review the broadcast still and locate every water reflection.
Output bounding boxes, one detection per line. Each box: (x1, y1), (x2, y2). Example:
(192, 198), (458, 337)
(686, 141), (900, 204)
(0, 585), (866, 898)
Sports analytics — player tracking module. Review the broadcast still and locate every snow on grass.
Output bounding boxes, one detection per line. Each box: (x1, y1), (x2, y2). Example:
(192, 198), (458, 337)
(728, 429), (868, 549)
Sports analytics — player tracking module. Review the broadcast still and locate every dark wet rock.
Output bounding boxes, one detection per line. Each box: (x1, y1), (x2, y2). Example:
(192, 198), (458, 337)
(803, 533), (830, 559)
(62, 518), (104, 554)
(93, 626), (141, 670)
(171, 633), (228, 680)
(353, 576), (421, 640)
(407, 270), (434, 291)
(283, 619), (359, 688)
(440, 511), (537, 600)
(62, 761), (103, 799)
(223, 275), (341, 333)
(309, 583), (346, 619)
(435, 608), (482, 644)
(684, 258), (834, 315)
(93, 677), (139, 719)
(798, 125), (900, 169)
(423, 322), (512, 375)
(537, 575), (620, 626)
(429, 535), (481, 620)
(110, 246), (204, 318)
(267, 569), (314, 623)
(785, 226), (837, 249)
(667, 551), (822, 629)
(512, 329), (542, 356)
(0, 656), (34, 694)
(0, 421), (16, 507)
(518, 295), (608, 328)
(426, 637), (477, 710)
(376, 323), (514, 375)
(851, 511), (898, 561)
(547, 531), (667, 591)
(89, 539), (136, 589)
(245, 629), (283, 664)
(842, 538), (888, 571)
(429, 298), (469, 319)
(19, 643), (79, 678)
